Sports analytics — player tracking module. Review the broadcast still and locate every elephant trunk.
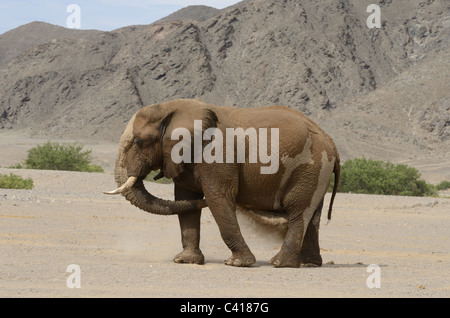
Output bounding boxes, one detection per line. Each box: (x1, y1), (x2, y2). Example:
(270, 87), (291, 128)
(113, 158), (206, 215)
(105, 115), (207, 215)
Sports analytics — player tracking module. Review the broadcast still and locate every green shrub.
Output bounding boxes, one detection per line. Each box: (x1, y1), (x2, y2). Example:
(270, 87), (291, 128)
(0, 173), (34, 189)
(436, 181), (450, 190)
(7, 163), (24, 169)
(330, 157), (437, 197)
(145, 170), (173, 184)
(24, 141), (104, 172)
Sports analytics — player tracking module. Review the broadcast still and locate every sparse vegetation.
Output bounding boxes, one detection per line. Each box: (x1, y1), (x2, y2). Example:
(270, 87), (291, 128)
(21, 141), (104, 172)
(436, 181), (450, 191)
(329, 157), (437, 197)
(0, 173), (34, 189)
(145, 170), (173, 184)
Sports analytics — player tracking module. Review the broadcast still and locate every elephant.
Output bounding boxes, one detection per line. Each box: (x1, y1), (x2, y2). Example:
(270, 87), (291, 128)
(105, 99), (340, 268)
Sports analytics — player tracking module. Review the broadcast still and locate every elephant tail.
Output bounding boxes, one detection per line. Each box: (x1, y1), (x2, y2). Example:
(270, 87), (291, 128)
(327, 154), (340, 221)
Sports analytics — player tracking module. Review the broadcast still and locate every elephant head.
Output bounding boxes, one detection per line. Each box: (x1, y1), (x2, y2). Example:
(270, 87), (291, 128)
(104, 100), (215, 215)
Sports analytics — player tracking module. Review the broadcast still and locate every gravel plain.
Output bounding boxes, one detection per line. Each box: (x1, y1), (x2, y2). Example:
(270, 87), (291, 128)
(0, 134), (449, 298)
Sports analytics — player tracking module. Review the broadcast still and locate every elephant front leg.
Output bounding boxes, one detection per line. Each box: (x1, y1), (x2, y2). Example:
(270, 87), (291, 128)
(218, 207), (256, 267)
(200, 165), (255, 267)
(173, 186), (205, 265)
(206, 195), (255, 267)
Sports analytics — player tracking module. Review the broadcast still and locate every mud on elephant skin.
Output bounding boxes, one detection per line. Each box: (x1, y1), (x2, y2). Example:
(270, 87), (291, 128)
(105, 99), (340, 268)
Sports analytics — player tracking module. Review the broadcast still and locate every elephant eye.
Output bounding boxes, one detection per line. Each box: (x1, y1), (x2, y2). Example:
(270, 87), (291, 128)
(134, 137), (143, 148)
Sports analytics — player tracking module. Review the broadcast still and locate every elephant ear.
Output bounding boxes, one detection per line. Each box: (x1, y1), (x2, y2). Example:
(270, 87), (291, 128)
(160, 108), (218, 179)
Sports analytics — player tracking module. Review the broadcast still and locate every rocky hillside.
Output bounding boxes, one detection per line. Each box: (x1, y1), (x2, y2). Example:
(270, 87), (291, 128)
(0, 21), (101, 66)
(0, 0), (448, 164)
(156, 5), (220, 23)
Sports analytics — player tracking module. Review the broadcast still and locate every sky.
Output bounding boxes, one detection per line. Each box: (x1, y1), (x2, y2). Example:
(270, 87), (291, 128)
(0, 0), (242, 35)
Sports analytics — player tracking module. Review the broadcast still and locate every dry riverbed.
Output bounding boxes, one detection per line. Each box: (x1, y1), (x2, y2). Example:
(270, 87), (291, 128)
(0, 134), (449, 297)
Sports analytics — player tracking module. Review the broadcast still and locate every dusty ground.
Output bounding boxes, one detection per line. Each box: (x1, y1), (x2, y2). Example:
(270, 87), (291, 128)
(0, 132), (449, 298)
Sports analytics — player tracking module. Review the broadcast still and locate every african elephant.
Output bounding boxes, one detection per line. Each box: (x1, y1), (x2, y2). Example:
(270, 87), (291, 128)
(105, 99), (340, 268)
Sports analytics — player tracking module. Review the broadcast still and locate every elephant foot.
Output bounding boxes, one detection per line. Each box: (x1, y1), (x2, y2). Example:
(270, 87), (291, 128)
(300, 262), (321, 267)
(299, 254), (322, 267)
(173, 248), (205, 265)
(270, 252), (301, 268)
(224, 252), (256, 267)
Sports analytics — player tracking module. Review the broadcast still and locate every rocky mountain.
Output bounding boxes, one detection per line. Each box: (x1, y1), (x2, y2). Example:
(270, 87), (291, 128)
(0, 0), (448, 168)
(0, 21), (101, 66)
(156, 5), (220, 23)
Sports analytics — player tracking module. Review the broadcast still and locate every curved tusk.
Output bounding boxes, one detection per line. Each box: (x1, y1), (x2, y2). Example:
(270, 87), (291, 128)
(103, 176), (138, 195)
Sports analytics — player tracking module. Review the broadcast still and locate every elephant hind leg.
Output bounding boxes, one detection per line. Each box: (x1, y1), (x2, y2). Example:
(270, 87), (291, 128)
(299, 199), (324, 267)
(272, 148), (335, 267)
(271, 175), (326, 268)
(270, 215), (311, 267)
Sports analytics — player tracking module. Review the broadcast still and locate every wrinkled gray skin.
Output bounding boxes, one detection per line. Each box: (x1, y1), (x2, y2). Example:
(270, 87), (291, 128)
(105, 99), (340, 268)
